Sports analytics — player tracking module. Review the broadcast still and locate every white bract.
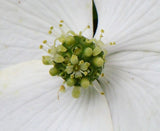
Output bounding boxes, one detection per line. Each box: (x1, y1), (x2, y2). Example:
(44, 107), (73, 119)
(0, 0), (160, 131)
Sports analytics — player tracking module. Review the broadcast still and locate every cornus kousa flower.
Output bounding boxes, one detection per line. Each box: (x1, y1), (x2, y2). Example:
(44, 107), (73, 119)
(0, 0), (160, 131)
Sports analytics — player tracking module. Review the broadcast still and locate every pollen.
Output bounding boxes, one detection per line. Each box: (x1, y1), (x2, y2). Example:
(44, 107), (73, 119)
(40, 20), (108, 98)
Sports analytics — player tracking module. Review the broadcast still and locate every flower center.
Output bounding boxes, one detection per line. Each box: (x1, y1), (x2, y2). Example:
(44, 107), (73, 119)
(74, 65), (80, 71)
(40, 20), (110, 98)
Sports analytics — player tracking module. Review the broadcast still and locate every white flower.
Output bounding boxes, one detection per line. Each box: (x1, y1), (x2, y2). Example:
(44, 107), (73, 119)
(0, 0), (160, 131)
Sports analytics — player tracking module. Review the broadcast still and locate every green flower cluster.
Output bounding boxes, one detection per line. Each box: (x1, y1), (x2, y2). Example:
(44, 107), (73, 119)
(41, 34), (105, 98)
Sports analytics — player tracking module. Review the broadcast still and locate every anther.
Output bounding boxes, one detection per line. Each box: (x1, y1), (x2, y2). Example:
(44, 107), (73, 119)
(101, 73), (104, 77)
(93, 85), (105, 95)
(43, 40), (47, 44)
(60, 20), (64, 23)
(101, 29), (104, 33)
(109, 42), (112, 45)
(99, 29), (104, 40)
(101, 92), (105, 95)
(70, 74), (74, 78)
(57, 85), (66, 100)
(50, 26), (54, 30)
(79, 60), (84, 65)
(109, 42), (116, 45)
(48, 49), (51, 54)
(59, 24), (63, 27)
(48, 30), (52, 34)
(112, 42), (116, 45)
(79, 25), (91, 36)
(39, 45), (43, 49)
(83, 71), (88, 76)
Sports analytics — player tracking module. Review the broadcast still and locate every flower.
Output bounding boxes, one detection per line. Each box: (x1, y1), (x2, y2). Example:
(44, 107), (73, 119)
(0, 0), (160, 131)
(40, 23), (106, 98)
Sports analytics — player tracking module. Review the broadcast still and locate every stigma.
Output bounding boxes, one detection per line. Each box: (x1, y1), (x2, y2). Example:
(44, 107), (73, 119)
(40, 20), (109, 98)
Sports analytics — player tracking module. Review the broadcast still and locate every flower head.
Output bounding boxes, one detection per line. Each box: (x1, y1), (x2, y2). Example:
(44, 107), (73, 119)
(40, 21), (107, 98)
(0, 0), (160, 131)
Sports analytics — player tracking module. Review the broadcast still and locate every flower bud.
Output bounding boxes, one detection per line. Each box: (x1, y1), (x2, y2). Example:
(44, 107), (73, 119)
(66, 65), (73, 74)
(80, 78), (90, 88)
(66, 78), (75, 87)
(93, 46), (102, 56)
(65, 36), (75, 46)
(93, 57), (104, 67)
(49, 67), (58, 76)
(54, 54), (65, 63)
(42, 56), (52, 65)
(84, 47), (92, 57)
(71, 55), (78, 65)
(57, 45), (67, 52)
(72, 86), (81, 98)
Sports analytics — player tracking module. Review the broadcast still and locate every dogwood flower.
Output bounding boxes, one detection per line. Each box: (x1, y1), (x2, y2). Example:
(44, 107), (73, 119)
(0, 0), (160, 131)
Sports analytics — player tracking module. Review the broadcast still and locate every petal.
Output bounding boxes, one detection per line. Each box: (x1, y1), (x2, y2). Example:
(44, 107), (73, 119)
(94, 0), (160, 54)
(0, 61), (113, 131)
(100, 51), (160, 131)
(0, 0), (93, 69)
